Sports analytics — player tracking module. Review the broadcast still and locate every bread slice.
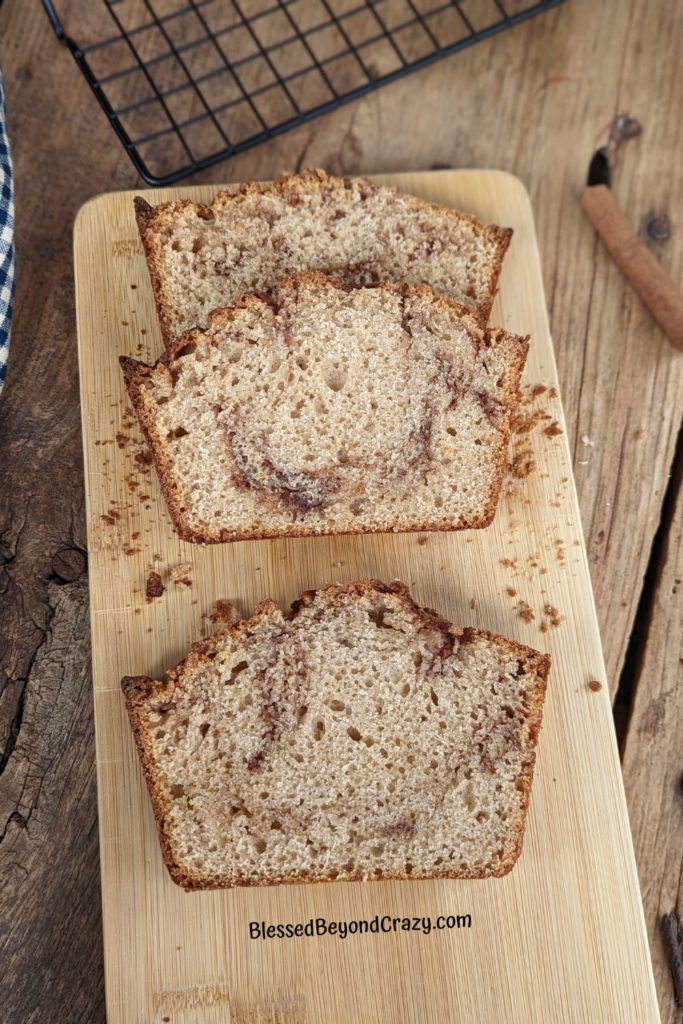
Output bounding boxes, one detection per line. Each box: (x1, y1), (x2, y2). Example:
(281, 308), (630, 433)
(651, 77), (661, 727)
(122, 579), (550, 890)
(135, 168), (512, 345)
(121, 273), (528, 544)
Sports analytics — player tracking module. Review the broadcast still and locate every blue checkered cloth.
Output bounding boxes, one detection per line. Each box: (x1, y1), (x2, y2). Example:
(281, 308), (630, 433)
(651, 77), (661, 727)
(0, 71), (15, 394)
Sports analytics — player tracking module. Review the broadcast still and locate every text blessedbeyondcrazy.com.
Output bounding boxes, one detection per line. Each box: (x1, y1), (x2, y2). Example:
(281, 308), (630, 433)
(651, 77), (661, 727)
(249, 912), (472, 942)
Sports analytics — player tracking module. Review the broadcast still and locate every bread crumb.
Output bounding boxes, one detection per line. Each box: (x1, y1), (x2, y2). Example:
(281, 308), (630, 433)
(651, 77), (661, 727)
(470, 597), (477, 609)
(145, 571), (165, 601)
(500, 558), (517, 569)
(544, 604), (564, 627)
(543, 421), (563, 438)
(581, 435), (594, 447)
(531, 384), (547, 398)
(170, 562), (193, 587)
(510, 448), (536, 478)
(512, 409), (548, 435)
(517, 601), (535, 623)
(588, 680), (602, 693)
(540, 622), (549, 633)
(506, 587), (517, 597)
(549, 387), (558, 398)
(210, 600), (241, 626)
(134, 448), (154, 468)
(417, 536), (428, 546)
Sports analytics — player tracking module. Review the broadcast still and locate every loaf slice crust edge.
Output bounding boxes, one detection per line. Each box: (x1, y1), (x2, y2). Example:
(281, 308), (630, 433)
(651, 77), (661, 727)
(134, 168), (513, 345)
(122, 579), (550, 891)
(121, 272), (529, 544)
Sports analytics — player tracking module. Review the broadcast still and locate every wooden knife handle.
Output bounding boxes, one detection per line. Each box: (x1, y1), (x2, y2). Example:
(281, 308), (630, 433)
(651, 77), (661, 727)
(580, 184), (683, 353)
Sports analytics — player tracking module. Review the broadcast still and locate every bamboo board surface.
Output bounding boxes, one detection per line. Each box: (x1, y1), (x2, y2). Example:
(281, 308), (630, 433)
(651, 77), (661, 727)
(74, 170), (659, 1024)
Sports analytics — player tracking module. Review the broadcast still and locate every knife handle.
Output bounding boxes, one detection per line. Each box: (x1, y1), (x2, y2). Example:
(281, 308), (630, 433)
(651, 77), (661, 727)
(580, 184), (683, 353)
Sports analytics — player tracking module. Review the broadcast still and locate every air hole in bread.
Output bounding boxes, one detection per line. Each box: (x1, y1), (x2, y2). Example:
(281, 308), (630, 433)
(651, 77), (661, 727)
(347, 727), (362, 742)
(368, 607), (393, 629)
(166, 425), (188, 440)
(313, 719), (325, 740)
(175, 341), (197, 358)
(324, 367), (347, 392)
(228, 660), (249, 684)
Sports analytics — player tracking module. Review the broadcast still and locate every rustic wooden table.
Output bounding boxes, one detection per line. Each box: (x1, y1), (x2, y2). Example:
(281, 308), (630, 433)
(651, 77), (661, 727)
(0, 0), (681, 1021)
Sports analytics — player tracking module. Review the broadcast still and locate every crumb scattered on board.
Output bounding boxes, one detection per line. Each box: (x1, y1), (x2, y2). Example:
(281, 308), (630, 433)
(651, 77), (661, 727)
(145, 571), (164, 601)
(588, 680), (603, 693)
(517, 600), (535, 623)
(210, 600), (241, 626)
(540, 604), (565, 633)
(170, 562), (193, 587)
(510, 449), (536, 479)
(506, 382), (562, 487)
(543, 421), (563, 438)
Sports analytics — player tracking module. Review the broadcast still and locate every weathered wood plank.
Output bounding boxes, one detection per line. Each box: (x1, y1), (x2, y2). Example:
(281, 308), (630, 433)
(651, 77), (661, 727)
(622, 447), (683, 1024)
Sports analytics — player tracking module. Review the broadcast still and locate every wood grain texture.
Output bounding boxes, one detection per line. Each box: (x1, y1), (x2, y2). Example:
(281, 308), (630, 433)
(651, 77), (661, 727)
(622, 450), (683, 1024)
(1, 0), (682, 1019)
(74, 171), (658, 1024)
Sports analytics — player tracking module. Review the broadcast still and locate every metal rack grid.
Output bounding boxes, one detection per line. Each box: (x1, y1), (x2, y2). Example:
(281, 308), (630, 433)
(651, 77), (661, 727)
(43, 0), (564, 185)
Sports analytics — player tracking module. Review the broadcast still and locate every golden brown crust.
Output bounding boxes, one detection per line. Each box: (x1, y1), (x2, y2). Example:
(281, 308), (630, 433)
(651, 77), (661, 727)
(121, 273), (529, 545)
(121, 579), (550, 890)
(133, 196), (176, 344)
(134, 169), (513, 345)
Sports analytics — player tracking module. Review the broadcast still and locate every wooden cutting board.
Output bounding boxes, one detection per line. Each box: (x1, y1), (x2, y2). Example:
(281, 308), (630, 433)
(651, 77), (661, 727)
(74, 170), (660, 1024)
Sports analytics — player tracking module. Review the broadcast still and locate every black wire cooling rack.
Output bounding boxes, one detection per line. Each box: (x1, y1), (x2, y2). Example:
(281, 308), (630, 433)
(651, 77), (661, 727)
(43, 0), (563, 186)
